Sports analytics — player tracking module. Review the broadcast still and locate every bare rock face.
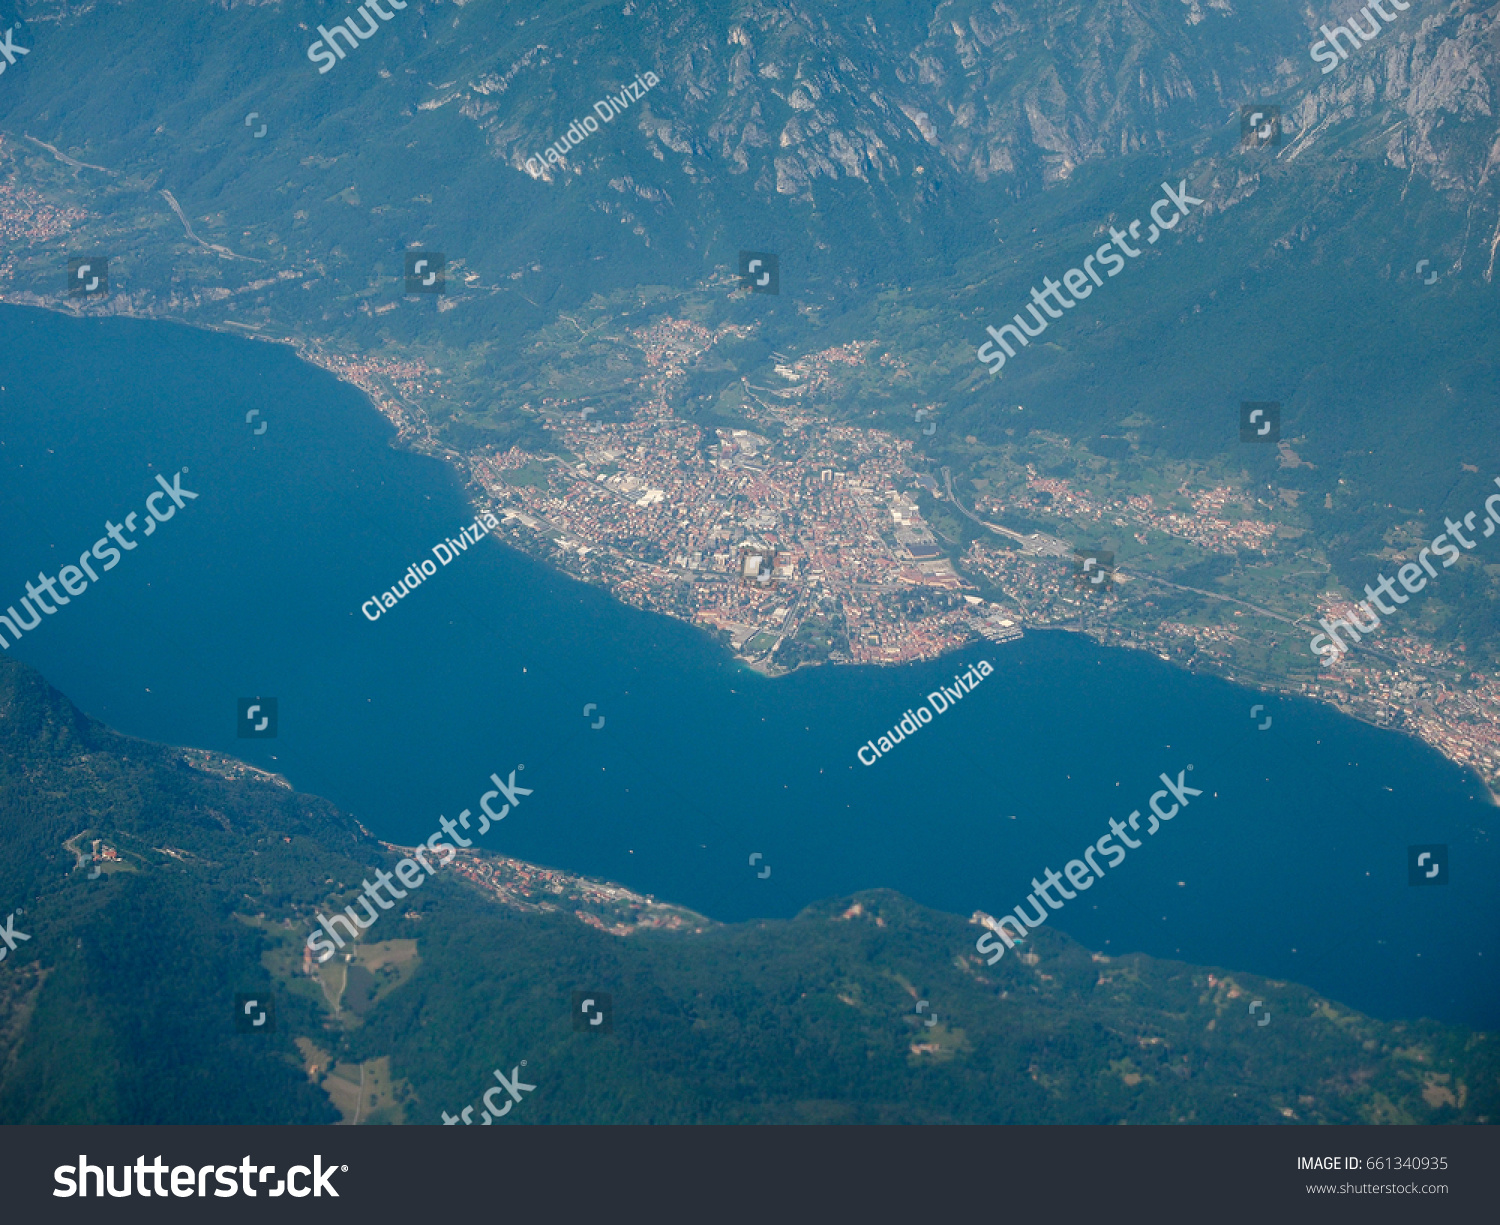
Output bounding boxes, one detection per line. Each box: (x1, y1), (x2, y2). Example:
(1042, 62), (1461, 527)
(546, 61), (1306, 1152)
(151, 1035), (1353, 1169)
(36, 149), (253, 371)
(636, 0), (1276, 200)
(1283, 3), (1500, 275)
(441, 0), (1495, 233)
(1293, 3), (1496, 182)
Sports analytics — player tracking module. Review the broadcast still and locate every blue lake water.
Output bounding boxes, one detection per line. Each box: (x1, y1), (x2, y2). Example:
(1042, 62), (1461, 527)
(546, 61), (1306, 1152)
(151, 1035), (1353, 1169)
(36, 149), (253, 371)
(1, 303), (1496, 1027)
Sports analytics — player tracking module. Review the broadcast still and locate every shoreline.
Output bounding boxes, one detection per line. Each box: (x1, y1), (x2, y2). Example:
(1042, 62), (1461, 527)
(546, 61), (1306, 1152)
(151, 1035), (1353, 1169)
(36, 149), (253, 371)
(2, 291), (1495, 801)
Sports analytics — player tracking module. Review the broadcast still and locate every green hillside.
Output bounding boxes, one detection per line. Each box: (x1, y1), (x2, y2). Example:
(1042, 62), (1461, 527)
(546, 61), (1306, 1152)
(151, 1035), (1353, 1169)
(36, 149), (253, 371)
(0, 655), (1493, 1124)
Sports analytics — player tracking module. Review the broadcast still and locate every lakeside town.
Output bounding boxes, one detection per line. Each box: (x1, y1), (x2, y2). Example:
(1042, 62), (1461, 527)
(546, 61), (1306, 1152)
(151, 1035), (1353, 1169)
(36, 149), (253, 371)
(0, 137), (1494, 800)
(442, 846), (710, 936)
(427, 319), (1500, 799)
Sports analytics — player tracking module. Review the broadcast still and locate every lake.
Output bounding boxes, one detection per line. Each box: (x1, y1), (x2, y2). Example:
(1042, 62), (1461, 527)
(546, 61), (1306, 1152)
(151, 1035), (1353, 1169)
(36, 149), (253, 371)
(1, 303), (1495, 1026)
